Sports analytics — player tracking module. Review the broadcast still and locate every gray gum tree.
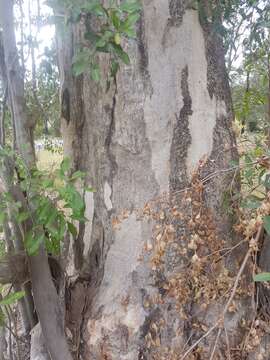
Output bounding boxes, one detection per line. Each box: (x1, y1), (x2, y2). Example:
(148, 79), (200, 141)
(0, 0), (264, 359)
(57, 1), (252, 359)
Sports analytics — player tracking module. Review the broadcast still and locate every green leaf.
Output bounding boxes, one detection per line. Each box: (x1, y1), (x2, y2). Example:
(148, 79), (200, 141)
(68, 222), (78, 237)
(0, 291), (25, 306)
(0, 212), (6, 225)
(96, 37), (108, 48)
(85, 30), (99, 43)
(241, 198), (262, 209)
(124, 12), (140, 26)
(42, 179), (54, 189)
(60, 157), (71, 174)
(70, 171), (85, 181)
(83, 2), (106, 16)
(254, 272), (270, 282)
(16, 211), (30, 223)
(25, 231), (45, 256)
(110, 11), (121, 29)
(114, 33), (121, 45)
(122, 27), (136, 38)
(110, 43), (130, 65)
(120, 0), (141, 13)
(85, 186), (95, 192)
(73, 60), (87, 76)
(110, 60), (119, 78)
(263, 174), (270, 190)
(264, 216), (270, 236)
(0, 308), (5, 327)
(72, 52), (90, 76)
(91, 64), (101, 82)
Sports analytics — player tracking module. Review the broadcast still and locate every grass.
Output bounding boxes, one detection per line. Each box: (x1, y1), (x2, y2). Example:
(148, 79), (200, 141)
(36, 149), (63, 172)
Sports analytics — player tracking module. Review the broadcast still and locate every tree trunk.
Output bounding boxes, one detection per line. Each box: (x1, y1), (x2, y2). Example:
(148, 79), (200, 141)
(58, 2), (251, 359)
(0, 2), (73, 359)
(267, 53), (270, 145)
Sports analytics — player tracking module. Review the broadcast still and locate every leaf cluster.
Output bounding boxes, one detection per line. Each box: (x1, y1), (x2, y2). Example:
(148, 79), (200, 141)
(0, 149), (91, 256)
(47, 0), (142, 82)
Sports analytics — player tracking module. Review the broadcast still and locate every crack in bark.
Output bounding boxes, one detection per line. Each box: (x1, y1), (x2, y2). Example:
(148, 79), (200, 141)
(61, 88), (70, 124)
(199, 0), (231, 104)
(168, 0), (186, 27)
(66, 280), (89, 359)
(74, 221), (86, 271)
(170, 65), (192, 191)
(105, 77), (118, 180)
(137, 11), (152, 91)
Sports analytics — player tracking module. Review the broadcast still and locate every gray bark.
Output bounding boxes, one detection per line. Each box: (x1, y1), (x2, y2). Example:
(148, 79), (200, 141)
(0, 0), (34, 164)
(0, 253), (28, 285)
(30, 324), (51, 360)
(0, 326), (7, 360)
(55, 1), (250, 359)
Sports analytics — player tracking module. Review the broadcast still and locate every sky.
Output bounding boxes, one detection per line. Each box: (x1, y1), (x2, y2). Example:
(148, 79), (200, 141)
(14, 0), (55, 69)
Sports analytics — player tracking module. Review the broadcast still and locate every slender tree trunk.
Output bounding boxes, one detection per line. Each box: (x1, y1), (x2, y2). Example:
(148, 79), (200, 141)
(0, 0), (34, 163)
(0, 32), (7, 145)
(0, 14), (35, 335)
(242, 70), (250, 134)
(57, 2), (253, 359)
(267, 53), (270, 145)
(18, 0), (25, 82)
(0, 1), (72, 359)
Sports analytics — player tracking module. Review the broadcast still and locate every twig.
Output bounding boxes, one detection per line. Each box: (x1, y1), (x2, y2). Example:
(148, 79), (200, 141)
(209, 328), (222, 360)
(12, 303), (22, 360)
(6, 304), (22, 360)
(151, 158), (265, 203)
(5, 306), (13, 360)
(241, 259), (259, 356)
(180, 225), (262, 360)
(180, 323), (218, 359)
(204, 239), (247, 261)
(224, 326), (231, 360)
(181, 332), (194, 353)
(3, 323), (28, 344)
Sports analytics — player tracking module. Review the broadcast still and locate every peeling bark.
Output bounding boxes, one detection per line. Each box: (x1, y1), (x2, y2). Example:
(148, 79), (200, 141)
(57, 1), (250, 359)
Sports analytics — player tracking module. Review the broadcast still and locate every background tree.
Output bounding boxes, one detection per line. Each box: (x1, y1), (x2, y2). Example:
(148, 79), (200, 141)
(0, 1), (72, 359)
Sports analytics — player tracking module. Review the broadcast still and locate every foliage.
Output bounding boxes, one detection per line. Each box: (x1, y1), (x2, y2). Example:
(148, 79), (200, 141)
(25, 45), (60, 137)
(0, 148), (91, 256)
(226, 2), (270, 289)
(0, 291), (25, 307)
(46, 0), (142, 81)
(226, 0), (270, 131)
(234, 131), (270, 284)
(254, 272), (270, 282)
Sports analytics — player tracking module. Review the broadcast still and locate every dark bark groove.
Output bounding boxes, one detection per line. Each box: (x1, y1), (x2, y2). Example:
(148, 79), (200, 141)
(170, 65), (192, 191)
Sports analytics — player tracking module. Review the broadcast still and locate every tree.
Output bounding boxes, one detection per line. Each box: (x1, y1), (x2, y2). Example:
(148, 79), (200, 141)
(1, 1), (269, 359)
(226, 0), (270, 135)
(55, 1), (253, 359)
(0, 1), (72, 359)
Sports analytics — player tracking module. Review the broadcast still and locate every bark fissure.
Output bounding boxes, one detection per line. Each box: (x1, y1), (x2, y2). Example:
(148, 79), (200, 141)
(199, 6), (231, 104)
(170, 65), (192, 191)
(74, 221), (86, 271)
(168, 0), (186, 27)
(105, 77), (118, 179)
(137, 12), (151, 89)
(61, 88), (71, 125)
